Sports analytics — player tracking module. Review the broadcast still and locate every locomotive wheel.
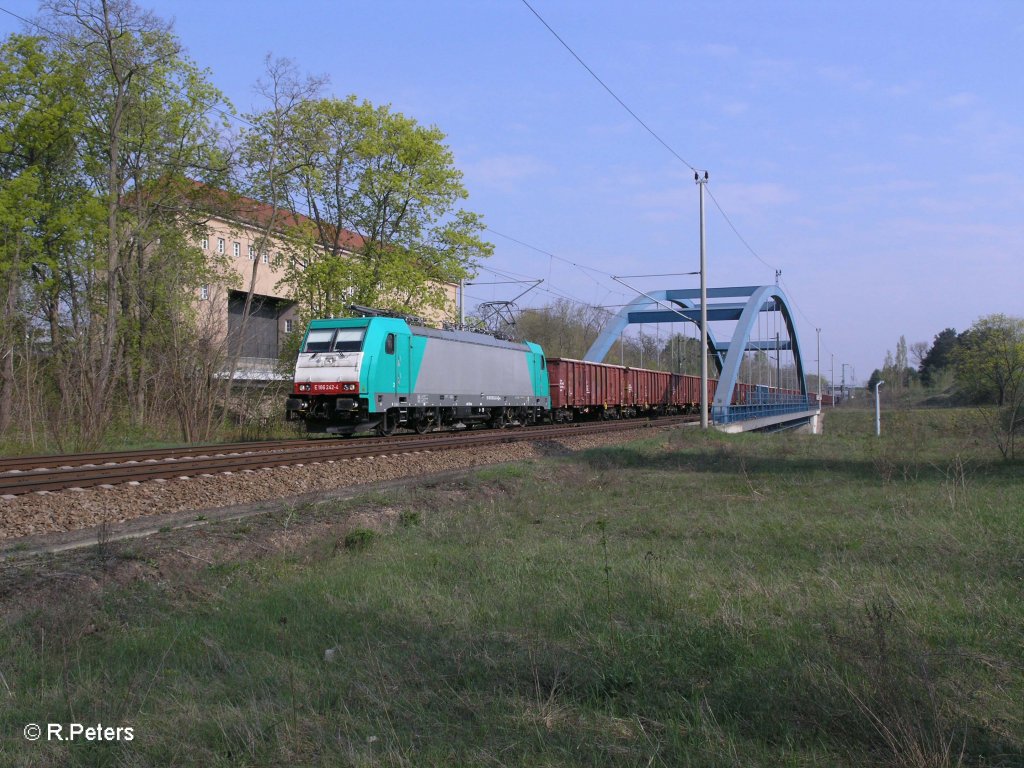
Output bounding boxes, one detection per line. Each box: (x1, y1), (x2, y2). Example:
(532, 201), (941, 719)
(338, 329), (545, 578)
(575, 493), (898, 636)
(413, 415), (433, 434)
(375, 412), (395, 437)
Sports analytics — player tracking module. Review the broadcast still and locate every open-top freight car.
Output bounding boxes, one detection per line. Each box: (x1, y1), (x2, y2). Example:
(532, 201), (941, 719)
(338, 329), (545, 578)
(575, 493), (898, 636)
(546, 357), (828, 421)
(546, 357), (716, 421)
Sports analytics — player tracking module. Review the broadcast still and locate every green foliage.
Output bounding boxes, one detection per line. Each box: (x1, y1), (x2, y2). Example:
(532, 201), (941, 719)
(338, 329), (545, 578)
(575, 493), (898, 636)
(514, 299), (611, 358)
(952, 314), (1024, 407)
(919, 327), (958, 386)
(0, 7), (244, 446)
(952, 314), (1024, 459)
(398, 509), (422, 528)
(342, 527), (376, 551)
(261, 95), (491, 322)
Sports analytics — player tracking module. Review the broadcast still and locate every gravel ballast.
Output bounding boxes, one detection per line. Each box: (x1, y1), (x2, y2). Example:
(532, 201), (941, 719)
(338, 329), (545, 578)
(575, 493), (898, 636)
(0, 428), (672, 542)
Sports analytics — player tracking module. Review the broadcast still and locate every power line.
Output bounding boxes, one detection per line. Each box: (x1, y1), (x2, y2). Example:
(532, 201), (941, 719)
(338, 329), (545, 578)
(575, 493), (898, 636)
(517, 2), (798, 290)
(704, 185), (778, 272)
(485, 227), (617, 281)
(519, 0), (698, 173)
(779, 277), (834, 359)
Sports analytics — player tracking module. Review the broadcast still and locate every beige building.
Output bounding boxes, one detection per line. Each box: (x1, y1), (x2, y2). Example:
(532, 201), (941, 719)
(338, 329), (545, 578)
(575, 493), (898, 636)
(192, 191), (457, 377)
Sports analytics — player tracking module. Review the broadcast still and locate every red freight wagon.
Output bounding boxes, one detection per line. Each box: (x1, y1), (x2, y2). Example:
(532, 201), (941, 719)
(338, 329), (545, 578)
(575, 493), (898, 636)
(629, 367), (674, 409)
(673, 372), (708, 408)
(547, 358), (629, 419)
(548, 358), (719, 420)
(672, 372), (718, 410)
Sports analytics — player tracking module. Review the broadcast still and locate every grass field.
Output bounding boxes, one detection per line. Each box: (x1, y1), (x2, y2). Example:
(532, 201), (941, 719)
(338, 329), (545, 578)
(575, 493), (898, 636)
(1, 408), (1022, 766)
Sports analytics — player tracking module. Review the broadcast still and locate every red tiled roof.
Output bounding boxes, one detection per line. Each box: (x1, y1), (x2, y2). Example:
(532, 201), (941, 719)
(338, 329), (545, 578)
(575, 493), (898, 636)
(187, 182), (365, 252)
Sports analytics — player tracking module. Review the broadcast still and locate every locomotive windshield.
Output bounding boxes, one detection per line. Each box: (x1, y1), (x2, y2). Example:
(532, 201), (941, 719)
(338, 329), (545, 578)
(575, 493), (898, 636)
(303, 329), (335, 353)
(332, 328), (366, 353)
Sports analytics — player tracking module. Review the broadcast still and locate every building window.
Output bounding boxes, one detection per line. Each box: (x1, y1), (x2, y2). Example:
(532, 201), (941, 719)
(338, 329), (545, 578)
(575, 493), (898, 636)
(217, 237), (225, 254)
(201, 236), (209, 250)
(284, 319), (293, 333)
(233, 242), (240, 257)
(199, 285), (209, 301)
(248, 245), (255, 260)
(262, 251), (270, 264)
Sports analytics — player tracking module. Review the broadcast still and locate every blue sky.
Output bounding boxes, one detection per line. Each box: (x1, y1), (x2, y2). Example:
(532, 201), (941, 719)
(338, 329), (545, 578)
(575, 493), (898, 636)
(3, 1), (1022, 383)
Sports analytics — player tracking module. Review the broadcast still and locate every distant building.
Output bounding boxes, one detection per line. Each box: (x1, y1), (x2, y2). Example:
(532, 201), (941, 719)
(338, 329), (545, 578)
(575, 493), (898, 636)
(190, 190), (457, 380)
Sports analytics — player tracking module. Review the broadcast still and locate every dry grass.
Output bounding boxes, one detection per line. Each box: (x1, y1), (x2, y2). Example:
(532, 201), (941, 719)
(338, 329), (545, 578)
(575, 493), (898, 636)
(0, 408), (1021, 766)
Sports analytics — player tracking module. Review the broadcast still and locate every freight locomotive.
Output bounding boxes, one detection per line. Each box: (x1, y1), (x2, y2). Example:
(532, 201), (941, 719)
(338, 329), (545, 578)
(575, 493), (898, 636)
(286, 313), (825, 435)
(285, 314), (549, 435)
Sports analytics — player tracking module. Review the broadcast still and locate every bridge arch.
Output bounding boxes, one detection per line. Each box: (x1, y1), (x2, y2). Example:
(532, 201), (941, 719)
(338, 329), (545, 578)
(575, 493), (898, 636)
(583, 290), (726, 372)
(584, 285), (810, 423)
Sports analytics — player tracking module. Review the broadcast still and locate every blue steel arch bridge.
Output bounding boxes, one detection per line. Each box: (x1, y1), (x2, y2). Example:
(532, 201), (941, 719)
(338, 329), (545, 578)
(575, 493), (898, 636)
(583, 285), (820, 429)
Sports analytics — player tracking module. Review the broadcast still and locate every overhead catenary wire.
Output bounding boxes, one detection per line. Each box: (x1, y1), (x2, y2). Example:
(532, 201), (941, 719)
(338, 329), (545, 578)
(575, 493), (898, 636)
(518, 0), (697, 173)
(516, 1), (813, 313)
(704, 186), (778, 273)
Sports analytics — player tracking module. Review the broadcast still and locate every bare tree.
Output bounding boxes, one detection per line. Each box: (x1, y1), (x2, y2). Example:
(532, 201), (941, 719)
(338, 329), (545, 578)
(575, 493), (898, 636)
(910, 341), (929, 368)
(217, 56), (325, 413)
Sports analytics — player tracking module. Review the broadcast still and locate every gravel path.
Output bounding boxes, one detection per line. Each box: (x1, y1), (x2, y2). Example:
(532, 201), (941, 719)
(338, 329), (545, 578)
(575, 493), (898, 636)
(0, 427), (669, 542)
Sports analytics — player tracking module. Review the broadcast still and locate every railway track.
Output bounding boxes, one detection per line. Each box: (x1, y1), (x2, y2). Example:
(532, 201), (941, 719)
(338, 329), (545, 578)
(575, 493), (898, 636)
(0, 432), (441, 473)
(0, 417), (694, 497)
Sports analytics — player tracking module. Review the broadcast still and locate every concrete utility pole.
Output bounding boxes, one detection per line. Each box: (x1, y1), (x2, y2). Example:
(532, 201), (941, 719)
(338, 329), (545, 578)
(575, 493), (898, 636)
(875, 380), (885, 436)
(830, 354), (835, 406)
(842, 363), (849, 402)
(696, 171), (709, 430)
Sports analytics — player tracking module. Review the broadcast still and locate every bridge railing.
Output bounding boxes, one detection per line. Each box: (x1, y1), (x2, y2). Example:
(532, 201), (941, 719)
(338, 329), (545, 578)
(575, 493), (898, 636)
(712, 394), (812, 425)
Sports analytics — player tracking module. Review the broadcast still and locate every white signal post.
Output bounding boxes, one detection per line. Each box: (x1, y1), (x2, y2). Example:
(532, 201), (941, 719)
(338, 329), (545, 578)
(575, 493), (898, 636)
(875, 380), (885, 436)
(696, 171), (709, 430)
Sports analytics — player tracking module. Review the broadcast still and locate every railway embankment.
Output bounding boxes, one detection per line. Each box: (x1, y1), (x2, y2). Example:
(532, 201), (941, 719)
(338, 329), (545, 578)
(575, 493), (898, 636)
(0, 422), (680, 546)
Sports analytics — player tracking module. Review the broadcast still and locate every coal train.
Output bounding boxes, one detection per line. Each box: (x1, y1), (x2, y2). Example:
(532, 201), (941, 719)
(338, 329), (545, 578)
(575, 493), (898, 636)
(285, 315), (825, 435)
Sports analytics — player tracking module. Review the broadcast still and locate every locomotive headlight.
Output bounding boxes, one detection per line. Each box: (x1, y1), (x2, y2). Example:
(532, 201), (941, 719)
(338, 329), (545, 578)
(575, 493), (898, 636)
(298, 383), (311, 392)
(341, 382), (358, 392)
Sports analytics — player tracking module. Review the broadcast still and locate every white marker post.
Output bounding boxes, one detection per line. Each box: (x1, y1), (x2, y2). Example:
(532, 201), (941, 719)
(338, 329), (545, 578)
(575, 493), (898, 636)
(874, 380), (884, 436)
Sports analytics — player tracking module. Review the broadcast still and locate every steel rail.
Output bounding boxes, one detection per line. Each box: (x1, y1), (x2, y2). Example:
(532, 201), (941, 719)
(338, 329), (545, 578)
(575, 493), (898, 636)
(0, 434), (438, 473)
(0, 417), (692, 496)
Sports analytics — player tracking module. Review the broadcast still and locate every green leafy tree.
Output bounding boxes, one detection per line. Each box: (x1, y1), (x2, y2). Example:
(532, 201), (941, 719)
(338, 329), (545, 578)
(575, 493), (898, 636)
(953, 315), (1024, 407)
(35, 0), (233, 444)
(953, 314), (1024, 459)
(894, 335), (909, 389)
(234, 56), (324, 349)
(275, 96), (491, 321)
(919, 328), (958, 387)
(0, 33), (101, 442)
